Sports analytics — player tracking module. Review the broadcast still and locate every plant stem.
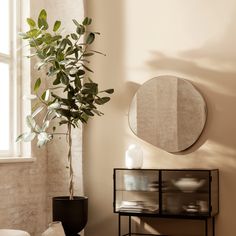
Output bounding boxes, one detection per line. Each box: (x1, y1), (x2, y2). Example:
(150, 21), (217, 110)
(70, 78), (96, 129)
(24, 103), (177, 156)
(68, 123), (74, 200)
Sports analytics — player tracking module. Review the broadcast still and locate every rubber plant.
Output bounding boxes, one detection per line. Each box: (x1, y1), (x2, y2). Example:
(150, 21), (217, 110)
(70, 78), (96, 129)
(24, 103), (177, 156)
(17, 9), (114, 200)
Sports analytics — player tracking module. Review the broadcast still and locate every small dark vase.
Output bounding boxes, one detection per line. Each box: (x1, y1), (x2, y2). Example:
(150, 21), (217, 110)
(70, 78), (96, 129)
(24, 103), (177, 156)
(53, 196), (88, 236)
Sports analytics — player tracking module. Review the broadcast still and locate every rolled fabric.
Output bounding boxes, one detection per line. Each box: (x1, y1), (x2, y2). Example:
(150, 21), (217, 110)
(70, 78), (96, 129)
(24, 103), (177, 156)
(0, 229), (30, 236)
(42, 221), (65, 236)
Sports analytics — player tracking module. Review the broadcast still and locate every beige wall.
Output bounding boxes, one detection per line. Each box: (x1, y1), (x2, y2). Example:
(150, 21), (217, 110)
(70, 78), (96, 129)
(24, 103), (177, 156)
(84, 0), (236, 236)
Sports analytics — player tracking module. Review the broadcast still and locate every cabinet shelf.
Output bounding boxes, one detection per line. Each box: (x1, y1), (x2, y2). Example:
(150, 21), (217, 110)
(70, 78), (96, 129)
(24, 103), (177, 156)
(162, 190), (209, 194)
(116, 189), (159, 193)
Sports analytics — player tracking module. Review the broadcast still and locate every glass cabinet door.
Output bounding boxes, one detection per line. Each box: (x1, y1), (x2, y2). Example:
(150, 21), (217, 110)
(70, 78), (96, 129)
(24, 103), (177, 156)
(114, 169), (159, 214)
(161, 170), (210, 216)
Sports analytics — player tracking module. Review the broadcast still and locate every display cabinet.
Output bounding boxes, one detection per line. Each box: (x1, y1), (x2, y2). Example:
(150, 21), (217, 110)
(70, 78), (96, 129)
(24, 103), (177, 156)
(113, 168), (219, 236)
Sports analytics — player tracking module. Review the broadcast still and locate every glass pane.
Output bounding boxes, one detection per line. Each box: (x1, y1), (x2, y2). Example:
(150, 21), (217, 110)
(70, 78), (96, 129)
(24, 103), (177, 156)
(0, 0), (10, 54)
(114, 169), (159, 214)
(0, 63), (10, 150)
(161, 170), (209, 216)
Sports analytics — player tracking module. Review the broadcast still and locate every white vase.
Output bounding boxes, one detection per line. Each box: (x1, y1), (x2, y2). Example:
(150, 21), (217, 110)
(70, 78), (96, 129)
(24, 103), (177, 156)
(125, 144), (143, 169)
(42, 221), (65, 236)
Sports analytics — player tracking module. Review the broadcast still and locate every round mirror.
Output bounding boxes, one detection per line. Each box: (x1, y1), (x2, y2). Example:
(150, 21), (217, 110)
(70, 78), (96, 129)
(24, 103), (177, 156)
(129, 75), (207, 152)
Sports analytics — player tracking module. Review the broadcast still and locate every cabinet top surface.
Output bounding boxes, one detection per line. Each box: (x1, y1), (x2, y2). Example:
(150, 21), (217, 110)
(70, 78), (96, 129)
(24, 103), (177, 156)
(114, 168), (219, 171)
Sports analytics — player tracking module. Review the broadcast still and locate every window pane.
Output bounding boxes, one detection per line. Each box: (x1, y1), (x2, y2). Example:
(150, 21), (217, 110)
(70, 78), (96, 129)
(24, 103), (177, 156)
(0, 0), (10, 54)
(0, 63), (10, 150)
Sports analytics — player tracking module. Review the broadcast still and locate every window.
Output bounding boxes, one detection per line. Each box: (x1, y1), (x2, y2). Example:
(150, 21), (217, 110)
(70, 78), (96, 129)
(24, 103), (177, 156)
(0, 0), (30, 158)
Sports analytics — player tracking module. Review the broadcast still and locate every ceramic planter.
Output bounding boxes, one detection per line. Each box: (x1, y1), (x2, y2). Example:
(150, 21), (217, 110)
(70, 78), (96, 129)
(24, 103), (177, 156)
(52, 196), (88, 236)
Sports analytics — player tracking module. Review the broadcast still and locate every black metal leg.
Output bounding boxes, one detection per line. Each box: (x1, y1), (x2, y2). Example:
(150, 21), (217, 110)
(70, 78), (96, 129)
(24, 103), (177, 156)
(205, 218), (208, 236)
(129, 215), (131, 236)
(212, 217), (215, 236)
(119, 214), (121, 236)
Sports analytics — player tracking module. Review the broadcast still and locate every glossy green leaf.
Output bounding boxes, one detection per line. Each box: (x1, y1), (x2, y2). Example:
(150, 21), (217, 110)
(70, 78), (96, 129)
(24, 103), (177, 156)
(34, 78), (41, 92)
(23, 132), (36, 142)
(26, 115), (36, 129)
(16, 133), (26, 142)
(101, 89), (114, 94)
(86, 33), (95, 44)
(82, 17), (92, 25)
(76, 25), (85, 35)
(83, 53), (94, 57)
(71, 33), (78, 40)
(27, 18), (36, 27)
(53, 75), (61, 85)
(32, 106), (44, 117)
(72, 19), (80, 27)
(70, 68), (78, 75)
(53, 20), (61, 32)
(39, 9), (47, 20)
(41, 89), (50, 101)
(95, 97), (110, 105)
(82, 64), (93, 73)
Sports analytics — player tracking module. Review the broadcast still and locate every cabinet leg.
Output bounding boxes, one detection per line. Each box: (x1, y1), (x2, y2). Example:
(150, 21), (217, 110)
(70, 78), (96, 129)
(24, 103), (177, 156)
(212, 217), (215, 236)
(118, 214), (121, 236)
(129, 215), (131, 236)
(205, 218), (208, 236)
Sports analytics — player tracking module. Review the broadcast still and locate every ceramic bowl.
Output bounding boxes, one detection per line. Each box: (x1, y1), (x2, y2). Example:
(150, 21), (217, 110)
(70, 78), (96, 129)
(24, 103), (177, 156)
(172, 178), (205, 193)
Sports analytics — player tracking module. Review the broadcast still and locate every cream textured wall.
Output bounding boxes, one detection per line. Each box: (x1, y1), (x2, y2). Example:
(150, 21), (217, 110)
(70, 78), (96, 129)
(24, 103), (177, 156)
(0, 1), (47, 236)
(84, 0), (236, 236)
(0, 153), (47, 236)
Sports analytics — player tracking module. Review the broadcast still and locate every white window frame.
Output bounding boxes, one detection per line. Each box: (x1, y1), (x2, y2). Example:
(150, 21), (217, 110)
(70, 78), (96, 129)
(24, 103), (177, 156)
(0, 0), (33, 160)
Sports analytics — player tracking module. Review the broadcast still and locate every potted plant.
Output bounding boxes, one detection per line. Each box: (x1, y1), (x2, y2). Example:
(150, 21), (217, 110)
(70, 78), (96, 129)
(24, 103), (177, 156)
(17, 9), (114, 236)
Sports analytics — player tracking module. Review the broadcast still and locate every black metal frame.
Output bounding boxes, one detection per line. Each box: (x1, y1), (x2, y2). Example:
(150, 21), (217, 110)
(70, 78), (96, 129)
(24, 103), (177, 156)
(118, 214), (215, 236)
(113, 168), (219, 236)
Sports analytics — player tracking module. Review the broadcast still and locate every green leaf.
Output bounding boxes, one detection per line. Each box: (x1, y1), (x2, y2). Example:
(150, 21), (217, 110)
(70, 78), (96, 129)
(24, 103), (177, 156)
(34, 78), (41, 92)
(101, 88), (114, 94)
(27, 18), (36, 27)
(38, 9), (48, 30)
(16, 133), (26, 142)
(38, 18), (49, 30)
(95, 97), (111, 105)
(86, 33), (95, 44)
(35, 61), (45, 70)
(83, 53), (94, 57)
(53, 20), (61, 32)
(53, 75), (61, 85)
(26, 115), (36, 129)
(74, 76), (82, 88)
(76, 25), (85, 35)
(32, 106), (44, 117)
(90, 49), (106, 56)
(23, 132), (36, 142)
(39, 9), (47, 20)
(42, 120), (50, 131)
(82, 17), (92, 25)
(70, 67), (78, 75)
(92, 109), (104, 116)
(27, 29), (40, 38)
(18, 32), (30, 39)
(72, 19), (80, 27)
(83, 109), (94, 116)
(82, 64), (94, 73)
(61, 74), (69, 85)
(71, 33), (78, 40)
(59, 39), (67, 50)
(76, 70), (85, 77)
(41, 89), (50, 101)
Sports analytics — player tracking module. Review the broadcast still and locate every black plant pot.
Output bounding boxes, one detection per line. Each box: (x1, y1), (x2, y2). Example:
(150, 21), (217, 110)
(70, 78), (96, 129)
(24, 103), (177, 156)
(53, 196), (88, 236)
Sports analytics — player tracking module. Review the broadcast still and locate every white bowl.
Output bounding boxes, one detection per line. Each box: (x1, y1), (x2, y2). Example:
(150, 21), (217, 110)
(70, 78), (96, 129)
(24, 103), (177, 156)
(172, 178), (205, 193)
